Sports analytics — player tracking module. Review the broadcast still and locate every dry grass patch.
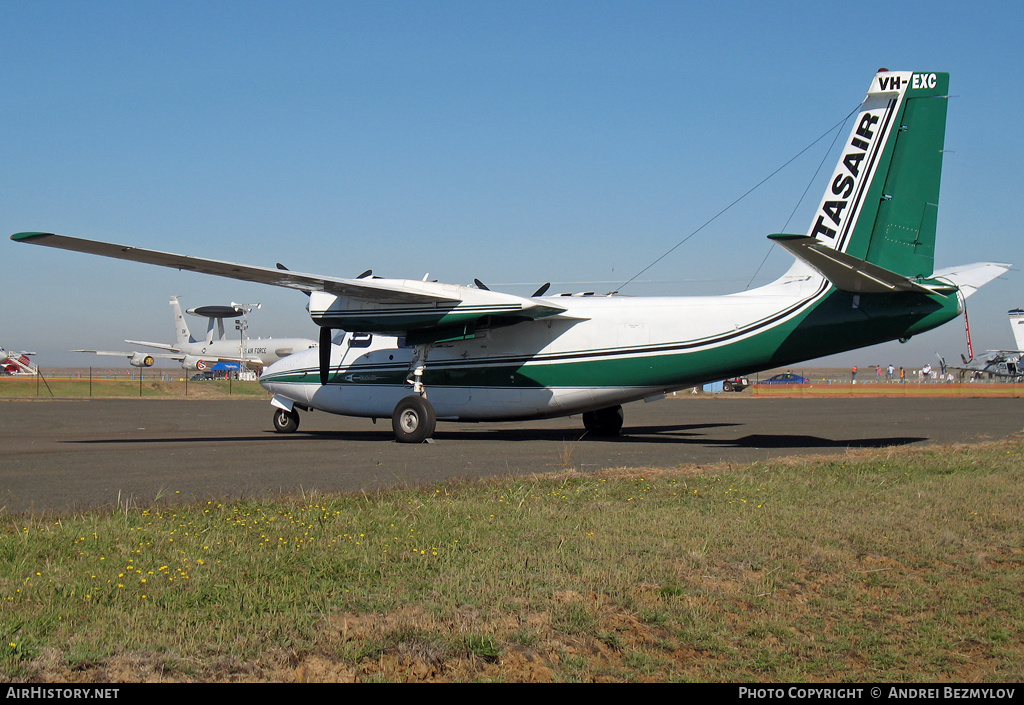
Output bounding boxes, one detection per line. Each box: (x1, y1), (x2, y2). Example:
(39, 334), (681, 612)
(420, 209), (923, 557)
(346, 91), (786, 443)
(3, 439), (1023, 682)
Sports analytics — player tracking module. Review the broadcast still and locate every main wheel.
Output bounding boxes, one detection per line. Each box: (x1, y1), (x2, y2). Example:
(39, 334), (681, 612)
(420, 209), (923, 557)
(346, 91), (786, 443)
(582, 405), (624, 437)
(392, 395), (436, 443)
(273, 407), (300, 433)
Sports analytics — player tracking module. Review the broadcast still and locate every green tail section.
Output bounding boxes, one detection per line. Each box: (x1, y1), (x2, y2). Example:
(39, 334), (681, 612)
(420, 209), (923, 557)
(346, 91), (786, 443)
(862, 74), (949, 276)
(809, 71), (949, 279)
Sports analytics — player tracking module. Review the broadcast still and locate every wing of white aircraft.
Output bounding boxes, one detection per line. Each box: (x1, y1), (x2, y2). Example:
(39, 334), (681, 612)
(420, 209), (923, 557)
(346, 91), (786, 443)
(75, 348), (270, 370)
(124, 339), (179, 352)
(121, 339), (280, 366)
(11, 233), (567, 334)
(73, 349), (184, 368)
(12, 232), (436, 301)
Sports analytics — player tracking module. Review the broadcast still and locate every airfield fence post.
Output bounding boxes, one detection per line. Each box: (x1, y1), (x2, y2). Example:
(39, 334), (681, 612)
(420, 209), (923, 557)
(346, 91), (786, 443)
(35, 369), (54, 397)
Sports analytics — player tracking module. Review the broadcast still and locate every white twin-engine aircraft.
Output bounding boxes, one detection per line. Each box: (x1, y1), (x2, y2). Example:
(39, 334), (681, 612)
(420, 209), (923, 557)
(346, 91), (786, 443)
(12, 70), (1011, 442)
(74, 295), (316, 372)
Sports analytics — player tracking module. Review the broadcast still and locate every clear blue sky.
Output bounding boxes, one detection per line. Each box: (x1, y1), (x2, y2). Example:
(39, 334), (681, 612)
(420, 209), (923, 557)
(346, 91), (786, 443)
(3, 0), (1022, 369)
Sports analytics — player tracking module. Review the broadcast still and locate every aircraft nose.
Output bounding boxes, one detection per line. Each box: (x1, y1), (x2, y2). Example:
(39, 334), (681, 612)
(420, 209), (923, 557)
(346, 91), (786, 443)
(260, 353), (296, 391)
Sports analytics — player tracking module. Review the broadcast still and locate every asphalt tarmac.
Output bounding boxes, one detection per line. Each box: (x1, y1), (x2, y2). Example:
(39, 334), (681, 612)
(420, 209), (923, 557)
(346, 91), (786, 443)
(2, 396), (1022, 515)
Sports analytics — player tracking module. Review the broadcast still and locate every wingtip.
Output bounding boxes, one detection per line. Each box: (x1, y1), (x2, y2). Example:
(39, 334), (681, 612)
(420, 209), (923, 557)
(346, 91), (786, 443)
(11, 231), (54, 242)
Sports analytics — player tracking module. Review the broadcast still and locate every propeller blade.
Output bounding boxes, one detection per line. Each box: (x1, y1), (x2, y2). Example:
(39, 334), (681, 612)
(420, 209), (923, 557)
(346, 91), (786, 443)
(474, 278), (490, 291)
(532, 282), (550, 297)
(319, 327), (333, 385)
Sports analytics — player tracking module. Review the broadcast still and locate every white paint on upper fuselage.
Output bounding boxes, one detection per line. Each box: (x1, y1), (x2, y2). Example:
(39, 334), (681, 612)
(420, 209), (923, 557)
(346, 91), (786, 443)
(261, 271), (827, 420)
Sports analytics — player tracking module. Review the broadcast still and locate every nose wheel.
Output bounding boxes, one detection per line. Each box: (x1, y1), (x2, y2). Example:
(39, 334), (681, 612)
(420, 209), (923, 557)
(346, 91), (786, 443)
(392, 395), (436, 443)
(273, 407), (300, 433)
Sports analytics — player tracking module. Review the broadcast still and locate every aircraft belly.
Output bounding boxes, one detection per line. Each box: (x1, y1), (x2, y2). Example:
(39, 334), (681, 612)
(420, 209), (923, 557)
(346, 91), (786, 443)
(303, 384), (658, 422)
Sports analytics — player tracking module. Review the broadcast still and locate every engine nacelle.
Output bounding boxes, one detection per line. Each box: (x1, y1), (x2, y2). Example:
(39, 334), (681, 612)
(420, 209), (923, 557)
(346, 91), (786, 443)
(130, 352), (155, 368)
(182, 355), (214, 371)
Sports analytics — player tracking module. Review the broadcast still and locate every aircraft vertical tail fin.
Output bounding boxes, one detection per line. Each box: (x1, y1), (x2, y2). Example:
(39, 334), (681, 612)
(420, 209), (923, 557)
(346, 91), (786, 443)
(1010, 308), (1024, 351)
(170, 296), (195, 346)
(805, 70), (949, 278)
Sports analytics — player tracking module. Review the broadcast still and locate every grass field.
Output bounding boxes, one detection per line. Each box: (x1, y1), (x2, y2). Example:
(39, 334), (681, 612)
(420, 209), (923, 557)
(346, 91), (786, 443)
(2, 438), (1022, 683)
(0, 376), (268, 399)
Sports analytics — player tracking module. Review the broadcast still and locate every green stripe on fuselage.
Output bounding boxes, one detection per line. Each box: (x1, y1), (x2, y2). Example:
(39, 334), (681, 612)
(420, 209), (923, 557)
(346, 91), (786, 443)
(265, 288), (960, 391)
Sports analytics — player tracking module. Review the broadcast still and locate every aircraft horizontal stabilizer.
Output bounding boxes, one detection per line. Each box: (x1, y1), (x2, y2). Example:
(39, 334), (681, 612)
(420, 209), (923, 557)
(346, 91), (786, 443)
(768, 234), (1000, 296)
(930, 262), (1013, 300)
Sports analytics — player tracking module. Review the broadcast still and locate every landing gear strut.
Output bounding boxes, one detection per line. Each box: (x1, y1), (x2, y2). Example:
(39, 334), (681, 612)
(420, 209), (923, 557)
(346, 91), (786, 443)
(392, 343), (436, 443)
(582, 405), (623, 437)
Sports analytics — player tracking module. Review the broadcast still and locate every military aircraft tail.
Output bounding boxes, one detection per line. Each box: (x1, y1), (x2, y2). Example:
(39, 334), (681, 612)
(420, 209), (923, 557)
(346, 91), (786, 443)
(1009, 308), (1024, 351)
(170, 296), (196, 346)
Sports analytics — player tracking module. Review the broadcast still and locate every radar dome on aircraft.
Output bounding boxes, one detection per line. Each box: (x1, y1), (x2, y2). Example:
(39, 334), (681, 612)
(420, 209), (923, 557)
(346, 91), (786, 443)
(186, 305), (246, 318)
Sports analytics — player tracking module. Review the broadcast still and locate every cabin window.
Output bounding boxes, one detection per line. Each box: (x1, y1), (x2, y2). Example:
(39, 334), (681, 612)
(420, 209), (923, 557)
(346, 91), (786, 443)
(349, 332), (373, 348)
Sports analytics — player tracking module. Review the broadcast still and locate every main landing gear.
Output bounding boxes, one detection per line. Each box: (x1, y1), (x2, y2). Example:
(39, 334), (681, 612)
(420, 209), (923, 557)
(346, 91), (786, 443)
(582, 405), (623, 437)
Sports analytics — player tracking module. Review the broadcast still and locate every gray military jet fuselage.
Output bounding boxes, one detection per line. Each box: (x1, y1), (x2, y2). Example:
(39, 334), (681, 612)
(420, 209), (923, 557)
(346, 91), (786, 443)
(75, 296), (317, 372)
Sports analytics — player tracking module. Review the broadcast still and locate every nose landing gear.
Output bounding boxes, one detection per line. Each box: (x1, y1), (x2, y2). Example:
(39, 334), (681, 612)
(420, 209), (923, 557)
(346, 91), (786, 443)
(392, 394), (436, 443)
(273, 407), (300, 433)
(392, 343), (436, 443)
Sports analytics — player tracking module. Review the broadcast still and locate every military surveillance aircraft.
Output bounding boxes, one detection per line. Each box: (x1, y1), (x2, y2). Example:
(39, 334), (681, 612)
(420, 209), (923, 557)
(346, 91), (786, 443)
(12, 69), (1011, 441)
(74, 296), (317, 372)
(1, 348), (37, 376)
(940, 309), (1024, 381)
(1011, 308), (1024, 351)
